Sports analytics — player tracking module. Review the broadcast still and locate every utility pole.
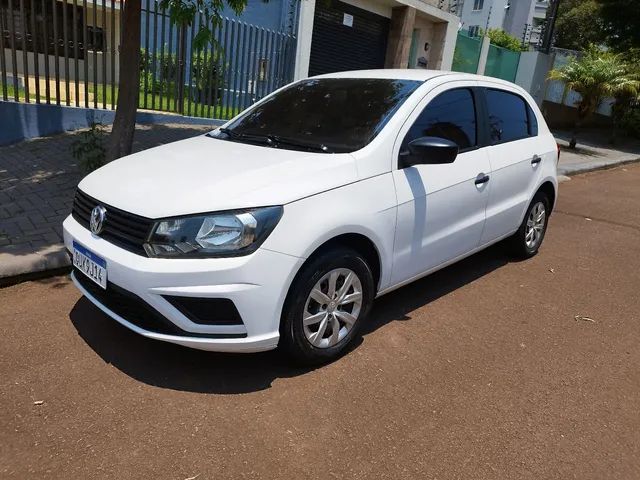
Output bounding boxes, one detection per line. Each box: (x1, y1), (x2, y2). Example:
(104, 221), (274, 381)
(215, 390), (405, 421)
(540, 0), (561, 53)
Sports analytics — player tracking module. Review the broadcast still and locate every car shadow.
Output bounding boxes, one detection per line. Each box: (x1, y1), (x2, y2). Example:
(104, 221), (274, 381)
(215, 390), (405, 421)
(69, 242), (511, 394)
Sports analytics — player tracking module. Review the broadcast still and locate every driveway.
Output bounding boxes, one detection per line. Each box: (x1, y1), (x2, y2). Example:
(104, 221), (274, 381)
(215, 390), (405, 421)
(1, 164), (639, 479)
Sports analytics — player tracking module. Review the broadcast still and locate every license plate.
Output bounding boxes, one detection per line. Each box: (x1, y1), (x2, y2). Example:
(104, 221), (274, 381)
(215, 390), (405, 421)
(73, 241), (107, 289)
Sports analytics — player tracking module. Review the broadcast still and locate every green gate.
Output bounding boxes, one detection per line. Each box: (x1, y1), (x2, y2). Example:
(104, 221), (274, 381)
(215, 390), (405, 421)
(452, 30), (483, 74)
(485, 44), (521, 82)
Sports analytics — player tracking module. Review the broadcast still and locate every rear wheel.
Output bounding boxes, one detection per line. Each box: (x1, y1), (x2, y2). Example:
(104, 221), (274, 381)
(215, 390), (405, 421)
(509, 191), (550, 258)
(280, 247), (374, 365)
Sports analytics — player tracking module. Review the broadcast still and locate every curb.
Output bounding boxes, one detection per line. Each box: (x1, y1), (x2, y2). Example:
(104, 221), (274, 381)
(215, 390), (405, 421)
(0, 245), (70, 288)
(558, 157), (640, 177)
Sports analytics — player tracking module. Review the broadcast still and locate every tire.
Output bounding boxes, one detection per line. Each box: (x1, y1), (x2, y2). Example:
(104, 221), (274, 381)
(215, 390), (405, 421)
(509, 191), (551, 259)
(279, 246), (375, 365)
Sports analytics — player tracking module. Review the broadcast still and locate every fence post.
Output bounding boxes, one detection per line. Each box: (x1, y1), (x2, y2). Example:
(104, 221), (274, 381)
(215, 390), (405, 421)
(476, 35), (490, 75)
(176, 22), (187, 114)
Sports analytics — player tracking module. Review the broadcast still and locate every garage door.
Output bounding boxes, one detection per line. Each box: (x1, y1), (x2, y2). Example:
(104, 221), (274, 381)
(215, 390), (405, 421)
(309, 1), (390, 77)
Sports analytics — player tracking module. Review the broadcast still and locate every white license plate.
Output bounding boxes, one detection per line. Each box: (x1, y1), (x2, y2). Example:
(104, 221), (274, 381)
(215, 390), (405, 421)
(73, 241), (107, 289)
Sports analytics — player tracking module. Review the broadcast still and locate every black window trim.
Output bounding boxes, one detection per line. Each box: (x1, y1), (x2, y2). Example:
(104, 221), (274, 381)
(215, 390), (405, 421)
(397, 86), (482, 168)
(481, 87), (537, 147)
(526, 103), (539, 137)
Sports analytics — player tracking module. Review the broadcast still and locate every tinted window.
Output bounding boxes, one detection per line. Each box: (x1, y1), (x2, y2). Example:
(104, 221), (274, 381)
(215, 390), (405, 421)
(217, 78), (421, 153)
(402, 88), (477, 152)
(486, 89), (530, 144)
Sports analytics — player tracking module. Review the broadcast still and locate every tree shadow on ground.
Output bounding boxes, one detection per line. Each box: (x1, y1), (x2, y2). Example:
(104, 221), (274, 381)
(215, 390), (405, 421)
(70, 242), (512, 395)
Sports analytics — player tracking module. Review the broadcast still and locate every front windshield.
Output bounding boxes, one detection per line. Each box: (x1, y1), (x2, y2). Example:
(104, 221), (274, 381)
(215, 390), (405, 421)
(211, 78), (421, 153)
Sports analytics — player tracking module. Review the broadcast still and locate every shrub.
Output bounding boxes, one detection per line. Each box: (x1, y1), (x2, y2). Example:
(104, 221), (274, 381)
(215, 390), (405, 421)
(484, 28), (527, 52)
(139, 47), (225, 104)
(620, 105), (640, 138)
(71, 123), (107, 173)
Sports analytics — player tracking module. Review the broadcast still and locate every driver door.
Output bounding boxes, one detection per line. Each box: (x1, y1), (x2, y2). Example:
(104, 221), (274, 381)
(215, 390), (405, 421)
(391, 82), (491, 286)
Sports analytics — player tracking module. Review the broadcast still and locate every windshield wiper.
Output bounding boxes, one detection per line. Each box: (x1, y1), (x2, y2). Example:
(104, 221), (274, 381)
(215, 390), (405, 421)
(266, 134), (332, 153)
(209, 127), (272, 145)
(210, 128), (331, 153)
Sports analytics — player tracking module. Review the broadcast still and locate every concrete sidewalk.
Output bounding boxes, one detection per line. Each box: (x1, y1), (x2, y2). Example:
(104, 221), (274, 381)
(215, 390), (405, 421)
(555, 129), (640, 176)
(1, 127), (639, 284)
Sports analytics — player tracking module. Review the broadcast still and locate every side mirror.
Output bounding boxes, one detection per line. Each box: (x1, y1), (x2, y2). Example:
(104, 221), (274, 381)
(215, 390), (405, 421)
(401, 136), (459, 168)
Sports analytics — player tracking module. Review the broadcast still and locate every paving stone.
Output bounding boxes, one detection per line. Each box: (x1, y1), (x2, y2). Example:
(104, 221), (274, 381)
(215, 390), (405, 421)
(0, 123), (211, 279)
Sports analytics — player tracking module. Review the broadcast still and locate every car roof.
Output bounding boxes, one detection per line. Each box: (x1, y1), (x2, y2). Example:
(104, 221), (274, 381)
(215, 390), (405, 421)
(311, 69), (454, 81)
(310, 69), (523, 90)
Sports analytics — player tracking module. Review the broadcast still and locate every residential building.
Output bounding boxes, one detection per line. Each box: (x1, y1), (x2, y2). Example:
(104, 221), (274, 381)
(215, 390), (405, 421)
(295, 0), (460, 79)
(1, 0), (122, 102)
(1, 0), (461, 115)
(457, 0), (549, 48)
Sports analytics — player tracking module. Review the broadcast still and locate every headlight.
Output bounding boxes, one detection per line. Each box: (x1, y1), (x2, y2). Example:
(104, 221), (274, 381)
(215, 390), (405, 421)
(144, 206), (283, 258)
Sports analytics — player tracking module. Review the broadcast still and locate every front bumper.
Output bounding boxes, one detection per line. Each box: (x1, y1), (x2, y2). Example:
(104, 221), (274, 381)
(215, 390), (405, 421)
(63, 215), (304, 352)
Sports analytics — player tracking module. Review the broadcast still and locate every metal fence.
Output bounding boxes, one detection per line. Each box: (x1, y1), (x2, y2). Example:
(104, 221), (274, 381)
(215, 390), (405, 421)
(0, 0), (296, 119)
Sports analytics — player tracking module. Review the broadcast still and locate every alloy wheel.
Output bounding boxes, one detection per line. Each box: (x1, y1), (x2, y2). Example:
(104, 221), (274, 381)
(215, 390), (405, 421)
(303, 268), (363, 349)
(525, 201), (546, 249)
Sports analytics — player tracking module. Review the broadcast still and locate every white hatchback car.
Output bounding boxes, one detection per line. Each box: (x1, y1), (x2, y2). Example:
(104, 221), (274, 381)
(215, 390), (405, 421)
(64, 70), (558, 364)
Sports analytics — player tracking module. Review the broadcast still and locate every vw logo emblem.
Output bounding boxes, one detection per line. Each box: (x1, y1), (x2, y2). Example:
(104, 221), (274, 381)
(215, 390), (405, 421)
(90, 205), (107, 235)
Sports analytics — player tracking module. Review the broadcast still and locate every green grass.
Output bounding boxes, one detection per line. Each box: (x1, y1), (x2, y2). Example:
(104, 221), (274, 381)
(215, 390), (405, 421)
(87, 83), (240, 120)
(3, 84), (48, 103)
(1, 82), (240, 119)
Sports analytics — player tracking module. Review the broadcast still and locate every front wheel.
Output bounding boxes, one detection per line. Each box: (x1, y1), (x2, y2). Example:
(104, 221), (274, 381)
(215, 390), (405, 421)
(279, 247), (375, 365)
(509, 192), (550, 258)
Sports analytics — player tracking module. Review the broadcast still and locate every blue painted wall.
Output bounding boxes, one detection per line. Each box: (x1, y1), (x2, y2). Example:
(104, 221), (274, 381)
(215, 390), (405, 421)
(0, 101), (222, 146)
(140, 0), (298, 50)
(221, 0), (298, 32)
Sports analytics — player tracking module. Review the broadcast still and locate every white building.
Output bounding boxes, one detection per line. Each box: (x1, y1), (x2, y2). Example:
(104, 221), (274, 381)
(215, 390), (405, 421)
(457, 0), (548, 47)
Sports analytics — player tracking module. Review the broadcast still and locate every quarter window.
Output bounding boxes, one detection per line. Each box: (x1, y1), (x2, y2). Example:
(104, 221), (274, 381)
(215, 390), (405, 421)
(402, 88), (477, 153)
(485, 89), (530, 144)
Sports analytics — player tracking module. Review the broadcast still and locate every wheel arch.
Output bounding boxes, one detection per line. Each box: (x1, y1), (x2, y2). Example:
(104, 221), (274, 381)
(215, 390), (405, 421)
(278, 232), (384, 342)
(314, 233), (381, 290)
(537, 180), (557, 213)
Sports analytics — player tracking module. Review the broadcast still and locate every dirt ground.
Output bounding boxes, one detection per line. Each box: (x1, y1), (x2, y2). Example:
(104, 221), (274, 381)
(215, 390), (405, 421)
(1, 164), (639, 479)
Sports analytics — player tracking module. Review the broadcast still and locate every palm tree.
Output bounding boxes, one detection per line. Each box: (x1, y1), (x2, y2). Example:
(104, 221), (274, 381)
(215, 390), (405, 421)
(548, 46), (640, 148)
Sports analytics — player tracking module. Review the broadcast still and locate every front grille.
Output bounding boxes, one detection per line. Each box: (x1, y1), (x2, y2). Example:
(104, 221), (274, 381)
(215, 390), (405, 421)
(73, 269), (246, 339)
(72, 189), (154, 256)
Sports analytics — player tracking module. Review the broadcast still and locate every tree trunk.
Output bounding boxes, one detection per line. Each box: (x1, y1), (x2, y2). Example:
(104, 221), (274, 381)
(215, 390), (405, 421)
(569, 118), (579, 149)
(570, 110), (588, 149)
(107, 0), (142, 161)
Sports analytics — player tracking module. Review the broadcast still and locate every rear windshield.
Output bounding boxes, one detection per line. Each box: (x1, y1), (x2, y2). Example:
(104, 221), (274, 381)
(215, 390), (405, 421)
(213, 78), (421, 153)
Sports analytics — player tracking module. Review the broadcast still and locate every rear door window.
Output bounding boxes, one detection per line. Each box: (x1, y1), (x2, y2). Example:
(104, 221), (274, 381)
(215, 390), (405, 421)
(485, 89), (530, 144)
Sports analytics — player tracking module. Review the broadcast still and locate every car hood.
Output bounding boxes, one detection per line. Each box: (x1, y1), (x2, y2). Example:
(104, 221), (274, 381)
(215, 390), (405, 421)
(78, 134), (359, 218)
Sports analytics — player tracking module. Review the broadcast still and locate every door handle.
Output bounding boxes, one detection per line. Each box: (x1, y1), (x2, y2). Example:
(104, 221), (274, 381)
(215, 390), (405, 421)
(531, 155), (542, 165)
(475, 174), (490, 185)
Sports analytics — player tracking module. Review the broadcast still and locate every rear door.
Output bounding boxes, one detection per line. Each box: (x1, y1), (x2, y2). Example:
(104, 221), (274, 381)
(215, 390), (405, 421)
(479, 86), (545, 244)
(391, 82), (492, 286)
